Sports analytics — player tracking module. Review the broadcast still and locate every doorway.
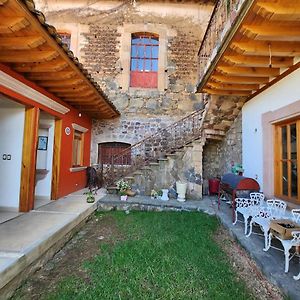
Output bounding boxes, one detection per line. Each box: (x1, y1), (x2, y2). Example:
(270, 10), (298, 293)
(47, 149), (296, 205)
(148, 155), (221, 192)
(34, 111), (55, 209)
(0, 94), (25, 223)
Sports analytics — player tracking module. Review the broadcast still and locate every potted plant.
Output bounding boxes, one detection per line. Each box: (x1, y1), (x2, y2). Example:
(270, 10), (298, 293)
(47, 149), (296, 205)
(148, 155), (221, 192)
(116, 179), (136, 197)
(157, 189), (163, 200)
(151, 189), (158, 199)
(84, 188), (97, 203)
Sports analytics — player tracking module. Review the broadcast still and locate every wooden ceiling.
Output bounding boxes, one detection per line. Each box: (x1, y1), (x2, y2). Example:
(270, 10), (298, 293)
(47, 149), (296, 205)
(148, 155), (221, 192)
(0, 0), (119, 119)
(199, 0), (300, 99)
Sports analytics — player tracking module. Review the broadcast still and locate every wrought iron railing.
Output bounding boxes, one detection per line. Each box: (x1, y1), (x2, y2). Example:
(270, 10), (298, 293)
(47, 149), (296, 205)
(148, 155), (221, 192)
(198, 0), (247, 84)
(102, 109), (206, 186)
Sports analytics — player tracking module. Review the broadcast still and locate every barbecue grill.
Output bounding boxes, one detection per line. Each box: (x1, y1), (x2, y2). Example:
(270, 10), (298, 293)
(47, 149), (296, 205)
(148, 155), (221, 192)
(218, 173), (260, 221)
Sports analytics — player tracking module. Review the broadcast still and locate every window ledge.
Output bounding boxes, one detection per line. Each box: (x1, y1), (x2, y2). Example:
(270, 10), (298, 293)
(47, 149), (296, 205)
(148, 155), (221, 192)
(69, 166), (87, 172)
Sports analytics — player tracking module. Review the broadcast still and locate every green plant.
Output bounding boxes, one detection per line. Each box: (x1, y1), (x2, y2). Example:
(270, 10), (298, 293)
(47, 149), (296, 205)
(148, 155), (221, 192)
(116, 179), (131, 192)
(157, 190), (163, 197)
(119, 190), (127, 196)
(151, 189), (158, 198)
(84, 188), (97, 203)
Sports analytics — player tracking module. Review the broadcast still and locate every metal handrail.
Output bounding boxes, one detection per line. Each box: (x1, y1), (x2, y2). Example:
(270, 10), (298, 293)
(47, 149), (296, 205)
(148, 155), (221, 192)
(102, 109), (205, 186)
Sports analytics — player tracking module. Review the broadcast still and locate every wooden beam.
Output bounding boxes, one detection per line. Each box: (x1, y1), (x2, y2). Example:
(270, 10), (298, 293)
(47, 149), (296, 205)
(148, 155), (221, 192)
(48, 86), (89, 93)
(0, 50), (59, 63)
(14, 59), (68, 72)
(211, 74), (269, 84)
(242, 23), (300, 41)
(69, 101), (98, 106)
(0, 36), (46, 50)
(27, 71), (77, 81)
(231, 41), (300, 56)
(0, 0), (8, 4)
(223, 54), (294, 68)
(56, 90), (95, 97)
(203, 88), (251, 96)
(62, 96), (98, 102)
(38, 78), (84, 87)
(20, 107), (39, 212)
(207, 82), (259, 91)
(217, 65), (280, 77)
(0, 17), (30, 34)
(256, 1), (300, 21)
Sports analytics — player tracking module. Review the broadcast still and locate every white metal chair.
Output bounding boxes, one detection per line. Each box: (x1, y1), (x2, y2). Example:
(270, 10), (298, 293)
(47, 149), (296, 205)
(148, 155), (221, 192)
(266, 209), (300, 278)
(247, 199), (287, 251)
(249, 192), (265, 206)
(233, 198), (253, 235)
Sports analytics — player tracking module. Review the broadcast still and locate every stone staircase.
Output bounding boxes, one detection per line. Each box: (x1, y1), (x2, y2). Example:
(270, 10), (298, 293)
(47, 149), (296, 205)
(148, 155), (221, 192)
(100, 108), (220, 198)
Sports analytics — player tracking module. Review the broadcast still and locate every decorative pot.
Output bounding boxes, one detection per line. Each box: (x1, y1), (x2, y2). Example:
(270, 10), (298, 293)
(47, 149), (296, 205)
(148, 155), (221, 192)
(160, 189), (169, 201)
(87, 196), (95, 203)
(126, 189), (136, 197)
(120, 195), (128, 201)
(176, 181), (187, 202)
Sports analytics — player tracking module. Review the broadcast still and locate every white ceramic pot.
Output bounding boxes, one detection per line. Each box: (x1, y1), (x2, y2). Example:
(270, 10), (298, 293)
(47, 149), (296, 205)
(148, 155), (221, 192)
(160, 189), (169, 201)
(176, 181), (187, 202)
(120, 195), (128, 201)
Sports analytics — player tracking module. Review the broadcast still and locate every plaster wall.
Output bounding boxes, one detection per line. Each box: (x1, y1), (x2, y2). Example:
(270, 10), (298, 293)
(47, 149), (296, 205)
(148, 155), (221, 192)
(0, 99), (25, 210)
(242, 68), (300, 193)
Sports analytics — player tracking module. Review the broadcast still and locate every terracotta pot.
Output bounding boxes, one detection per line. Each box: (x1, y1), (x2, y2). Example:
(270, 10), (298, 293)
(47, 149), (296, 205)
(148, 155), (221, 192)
(126, 189), (136, 197)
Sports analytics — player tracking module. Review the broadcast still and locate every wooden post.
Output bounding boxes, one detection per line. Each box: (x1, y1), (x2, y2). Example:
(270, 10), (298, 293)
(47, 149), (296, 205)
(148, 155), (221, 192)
(19, 106), (39, 212)
(51, 118), (62, 200)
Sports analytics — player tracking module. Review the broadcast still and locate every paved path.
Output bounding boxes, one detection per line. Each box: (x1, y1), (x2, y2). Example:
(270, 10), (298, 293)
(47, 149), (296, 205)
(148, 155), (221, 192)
(0, 189), (103, 299)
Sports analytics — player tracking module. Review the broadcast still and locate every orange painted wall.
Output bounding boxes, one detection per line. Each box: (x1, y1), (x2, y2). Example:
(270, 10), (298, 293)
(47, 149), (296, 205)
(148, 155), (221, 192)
(0, 64), (92, 199)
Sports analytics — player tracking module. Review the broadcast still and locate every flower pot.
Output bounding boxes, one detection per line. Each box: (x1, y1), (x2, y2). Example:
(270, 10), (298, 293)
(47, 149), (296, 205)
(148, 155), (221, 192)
(86, 196), (95, 203)
(120, 195), (128, 201)
(126, 189), (136, 197)
(160, 189), (169, 201)
(176, 181), (187, 202)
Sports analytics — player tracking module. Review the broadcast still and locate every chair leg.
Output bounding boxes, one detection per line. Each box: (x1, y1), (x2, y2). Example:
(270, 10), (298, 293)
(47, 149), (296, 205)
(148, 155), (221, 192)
(246, 219), (253, 237)
(282, 242), (292, 273)
(293, 272), (300, 280)
(233, 210), (238, 225)
(243, 215), (248, 235)
(262, 227), (270, 251)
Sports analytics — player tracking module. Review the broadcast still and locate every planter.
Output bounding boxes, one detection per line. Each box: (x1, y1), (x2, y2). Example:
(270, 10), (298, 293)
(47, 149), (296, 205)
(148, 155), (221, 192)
(176, 181), (187, 202)
(160, 189), (169, 201)
(126, 189), (136, 197)
(86, 196), (95, 203)
(120, 195), (128, 201)
(270, 219), (300, 240)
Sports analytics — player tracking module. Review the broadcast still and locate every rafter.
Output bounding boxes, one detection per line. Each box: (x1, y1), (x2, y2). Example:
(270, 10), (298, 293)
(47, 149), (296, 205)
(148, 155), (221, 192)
(0, 17), (30, 33)
(0, 50), (58, 63)
(242, 23), (300, 41)
(38, 78), (84, 87)
(56, 90), (95, 97)
(211, 74), (269, 84)
(231, 41), (300, 56)
(62, 96), (99, 102)
(203, 88), (250, 96)
(48, 86), (89, 93)
(217, 66), (280, 77)
(0, 36), (45, 50)
(207, 82), (259, 91)
(14, 58), (68, 72)
(27, 71), (77, 81)
(223, 55), (294, 68)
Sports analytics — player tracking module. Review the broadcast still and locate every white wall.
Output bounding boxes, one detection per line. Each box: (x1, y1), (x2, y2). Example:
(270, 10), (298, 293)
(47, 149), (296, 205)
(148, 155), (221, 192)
(35, 117), (55, 199)
(0, 104), (25, 210)
(242, 68), (300, 190)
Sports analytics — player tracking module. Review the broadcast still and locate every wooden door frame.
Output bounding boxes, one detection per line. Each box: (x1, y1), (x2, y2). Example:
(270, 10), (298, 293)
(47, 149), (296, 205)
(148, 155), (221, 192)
(51, 118), (62, 200)
(19, 106), (39, 212)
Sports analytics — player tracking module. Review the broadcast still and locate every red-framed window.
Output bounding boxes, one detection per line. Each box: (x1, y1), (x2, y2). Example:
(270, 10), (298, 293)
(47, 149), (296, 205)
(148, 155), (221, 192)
(130, 32), (159, 88)
(98, 142), (131, 165)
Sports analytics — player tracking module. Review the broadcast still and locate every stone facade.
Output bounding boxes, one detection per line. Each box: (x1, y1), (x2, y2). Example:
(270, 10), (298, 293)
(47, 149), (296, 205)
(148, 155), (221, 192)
(203, 111), (242, 180)
(35, 0), (213, 164)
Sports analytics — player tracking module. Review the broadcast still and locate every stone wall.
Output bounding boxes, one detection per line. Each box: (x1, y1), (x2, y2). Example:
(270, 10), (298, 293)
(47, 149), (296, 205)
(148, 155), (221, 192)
(36, 0), (213, 163)
(202, 111), (242, 180)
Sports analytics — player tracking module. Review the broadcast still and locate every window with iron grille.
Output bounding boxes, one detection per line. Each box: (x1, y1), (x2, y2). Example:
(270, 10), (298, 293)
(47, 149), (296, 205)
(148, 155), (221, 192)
(58, 32), (71, 49)
(130, 32), (159, 88)
(72, 130), (84, 167)
(98, 142), (131, 165)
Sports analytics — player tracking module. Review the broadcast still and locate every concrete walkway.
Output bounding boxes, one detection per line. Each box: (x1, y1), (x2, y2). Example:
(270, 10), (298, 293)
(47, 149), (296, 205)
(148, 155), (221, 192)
(0, 188), (104, 299)
(213, 197), (300, 300)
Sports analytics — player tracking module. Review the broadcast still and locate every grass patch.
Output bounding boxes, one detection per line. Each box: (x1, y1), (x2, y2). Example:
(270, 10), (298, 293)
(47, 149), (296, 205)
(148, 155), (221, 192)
(45, 211), (253, 300)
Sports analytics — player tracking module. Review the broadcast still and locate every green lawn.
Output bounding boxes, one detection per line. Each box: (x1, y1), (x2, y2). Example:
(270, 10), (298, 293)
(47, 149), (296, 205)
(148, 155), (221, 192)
(47, 211), (253, 300)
